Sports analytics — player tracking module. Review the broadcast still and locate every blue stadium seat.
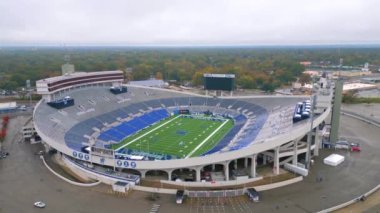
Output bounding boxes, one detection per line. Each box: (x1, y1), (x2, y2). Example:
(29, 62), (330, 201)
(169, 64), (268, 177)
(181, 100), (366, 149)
(97, 109), (170, 143)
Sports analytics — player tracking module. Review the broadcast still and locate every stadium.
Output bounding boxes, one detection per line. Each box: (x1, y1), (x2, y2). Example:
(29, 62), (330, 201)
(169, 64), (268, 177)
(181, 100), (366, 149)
(33, 70), (332, 188)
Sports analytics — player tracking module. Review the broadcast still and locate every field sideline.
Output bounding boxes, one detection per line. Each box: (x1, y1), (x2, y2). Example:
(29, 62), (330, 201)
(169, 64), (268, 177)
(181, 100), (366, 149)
(111, 115), (234, 158)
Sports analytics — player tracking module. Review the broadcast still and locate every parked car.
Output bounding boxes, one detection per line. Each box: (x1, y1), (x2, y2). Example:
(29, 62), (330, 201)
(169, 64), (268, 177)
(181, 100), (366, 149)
(19, 105), (27, 111)
(350, 143), (361, 152)
(0, 151), (9, 159)
(247, 188), (260, 202)
(176, 190), (185, 204)
(322, 141), (333, 149)
(34, 201), (46, 208)
(335, 141), (361, 152)
(335, 140), (350, 150)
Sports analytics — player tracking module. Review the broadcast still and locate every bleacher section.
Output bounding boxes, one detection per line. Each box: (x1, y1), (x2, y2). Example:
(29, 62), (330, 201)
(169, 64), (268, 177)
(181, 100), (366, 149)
(64, 96), (269, 155)
(228, 113), (268, 151)
(97, 109), (169, 142)
(34, 85), (304, 160)
(202, 114), (247, 155)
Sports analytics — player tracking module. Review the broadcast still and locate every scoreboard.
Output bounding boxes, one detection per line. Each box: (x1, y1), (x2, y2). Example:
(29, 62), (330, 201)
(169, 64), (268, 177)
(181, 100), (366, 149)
(204, 74), (235, 91)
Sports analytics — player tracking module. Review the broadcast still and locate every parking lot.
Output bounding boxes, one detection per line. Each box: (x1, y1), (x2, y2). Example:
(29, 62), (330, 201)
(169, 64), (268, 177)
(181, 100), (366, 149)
(187, 196), (254, 213)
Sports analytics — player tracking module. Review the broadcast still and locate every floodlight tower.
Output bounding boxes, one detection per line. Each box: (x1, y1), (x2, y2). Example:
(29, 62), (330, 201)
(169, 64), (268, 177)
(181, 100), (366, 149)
(305, 77), (317, 169)
(330, 58), (343, 144)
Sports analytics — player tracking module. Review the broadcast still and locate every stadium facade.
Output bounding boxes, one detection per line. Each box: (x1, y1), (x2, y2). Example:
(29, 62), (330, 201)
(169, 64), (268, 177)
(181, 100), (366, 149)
(33, 70), (333, 187)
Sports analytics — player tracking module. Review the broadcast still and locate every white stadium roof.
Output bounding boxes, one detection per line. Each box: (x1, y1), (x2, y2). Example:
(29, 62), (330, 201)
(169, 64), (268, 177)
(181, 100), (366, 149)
(36, 70), (123, 84)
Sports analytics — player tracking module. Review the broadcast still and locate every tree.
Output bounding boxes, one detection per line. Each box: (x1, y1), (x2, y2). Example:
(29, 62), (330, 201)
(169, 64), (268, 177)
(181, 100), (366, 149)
(155, 72), (163, 80)
(2, 47), (365, 92)
(191, 66), (215, 86)
(342, 91), (357, 103)
(262, 82), (276, 92)
(0, 80), (18, 91)
(299, 73), (312, 85)
(133, 64), (152, 80)
(238, 74), (256, 89)
(192, 72), (205, 86)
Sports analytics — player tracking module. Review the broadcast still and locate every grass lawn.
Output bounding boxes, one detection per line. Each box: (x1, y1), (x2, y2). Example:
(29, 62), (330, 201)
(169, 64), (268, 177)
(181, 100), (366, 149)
(111, 115), (234, 158)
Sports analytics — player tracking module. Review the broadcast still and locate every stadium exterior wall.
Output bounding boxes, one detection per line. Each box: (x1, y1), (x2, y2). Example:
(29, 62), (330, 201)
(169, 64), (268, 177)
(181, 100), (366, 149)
(61, 155), (137, 186)
(160, 176), (263, 188)
(34, 96), (331, 171)
(254, 176), (303, 191)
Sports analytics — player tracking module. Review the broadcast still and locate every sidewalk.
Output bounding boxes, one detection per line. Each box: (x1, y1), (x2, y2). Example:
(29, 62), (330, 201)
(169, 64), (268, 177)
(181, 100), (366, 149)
(335, 189), (380, 212)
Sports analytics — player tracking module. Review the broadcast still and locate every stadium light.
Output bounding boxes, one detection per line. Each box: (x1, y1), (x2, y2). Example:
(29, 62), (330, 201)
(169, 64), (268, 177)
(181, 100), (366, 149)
(305, 76), (317, 170)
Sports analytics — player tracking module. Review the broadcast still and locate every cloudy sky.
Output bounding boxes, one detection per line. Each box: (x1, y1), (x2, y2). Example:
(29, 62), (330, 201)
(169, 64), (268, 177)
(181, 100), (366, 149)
(0, 0), (379, 46)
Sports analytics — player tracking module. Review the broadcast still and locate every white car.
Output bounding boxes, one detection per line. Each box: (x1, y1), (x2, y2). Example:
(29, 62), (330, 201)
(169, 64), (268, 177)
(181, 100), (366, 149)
(335, 141), (350, 150)
(34, 201), (46, 208)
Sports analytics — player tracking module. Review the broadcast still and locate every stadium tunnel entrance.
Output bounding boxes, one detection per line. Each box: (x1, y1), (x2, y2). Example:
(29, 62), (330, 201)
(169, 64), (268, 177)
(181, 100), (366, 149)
(119, 168), (141, 177)
(228, 157), (256, 180)
(171, 168), (196, 182)
(144, 170), (169, 180)
(201, 164), (225, 182)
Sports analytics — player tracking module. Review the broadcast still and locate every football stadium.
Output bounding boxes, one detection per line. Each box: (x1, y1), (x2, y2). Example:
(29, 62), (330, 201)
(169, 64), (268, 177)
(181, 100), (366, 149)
(33, 70), (332, 188)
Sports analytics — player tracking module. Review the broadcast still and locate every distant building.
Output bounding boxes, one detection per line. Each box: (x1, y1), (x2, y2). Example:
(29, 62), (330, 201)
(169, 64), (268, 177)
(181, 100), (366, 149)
(333, 70), (371, 78)
(303, 70), (319, 76)
(36, 70), (124, 102)
(300, 61), (312, 66)
(342, 83), (377, 93)
(303, 82), (376, 94)
(361, 63), (369, 72)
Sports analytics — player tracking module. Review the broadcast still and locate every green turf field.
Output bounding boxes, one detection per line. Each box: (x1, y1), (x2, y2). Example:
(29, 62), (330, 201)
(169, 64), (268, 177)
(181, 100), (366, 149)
(111, 115), (234, 158)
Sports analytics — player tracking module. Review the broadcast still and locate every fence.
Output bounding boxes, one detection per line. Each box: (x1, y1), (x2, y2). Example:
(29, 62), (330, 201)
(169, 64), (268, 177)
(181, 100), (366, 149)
(188, 189), (244, 198)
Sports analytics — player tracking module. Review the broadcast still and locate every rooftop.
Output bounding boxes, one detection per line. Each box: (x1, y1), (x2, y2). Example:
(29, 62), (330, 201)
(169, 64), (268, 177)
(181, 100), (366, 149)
(36, 70), (123, 84)
(204, 73), (235, 78)
(343, 83), (377, 91)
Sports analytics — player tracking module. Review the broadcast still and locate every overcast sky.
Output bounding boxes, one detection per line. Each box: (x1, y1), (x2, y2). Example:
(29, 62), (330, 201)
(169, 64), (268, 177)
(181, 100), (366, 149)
(0, 0), (379, 46)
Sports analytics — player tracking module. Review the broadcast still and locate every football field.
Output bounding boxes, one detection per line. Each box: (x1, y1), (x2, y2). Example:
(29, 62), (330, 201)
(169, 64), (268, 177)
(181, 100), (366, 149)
(112, 115), (234, 158)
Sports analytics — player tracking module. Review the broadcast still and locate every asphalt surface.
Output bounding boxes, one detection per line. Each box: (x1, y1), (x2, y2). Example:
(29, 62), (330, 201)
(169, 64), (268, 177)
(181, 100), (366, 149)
(0, 108), (380, 213)
(248, 113), (380, 213)
(342, 103), (380, 123)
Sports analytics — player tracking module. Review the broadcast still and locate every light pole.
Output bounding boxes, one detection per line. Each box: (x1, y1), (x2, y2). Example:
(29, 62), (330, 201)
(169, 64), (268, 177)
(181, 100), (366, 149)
(306, 77), (317, 170)
(28, 89), (32, 107)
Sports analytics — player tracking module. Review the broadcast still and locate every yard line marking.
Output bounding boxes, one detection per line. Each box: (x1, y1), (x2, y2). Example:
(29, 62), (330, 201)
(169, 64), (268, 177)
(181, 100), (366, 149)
(115, 115), (181, 151)
(185, 119), (229, 158)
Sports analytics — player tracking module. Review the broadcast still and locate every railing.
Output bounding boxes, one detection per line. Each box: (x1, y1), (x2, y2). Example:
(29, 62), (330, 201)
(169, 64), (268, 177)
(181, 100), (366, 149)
(317, 184), (380, 213)
(40, 155), (101, 187)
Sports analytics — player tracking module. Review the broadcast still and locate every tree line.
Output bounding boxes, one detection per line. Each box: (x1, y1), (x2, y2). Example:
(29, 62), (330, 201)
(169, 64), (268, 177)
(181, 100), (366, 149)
(0, 46), (379, 92)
